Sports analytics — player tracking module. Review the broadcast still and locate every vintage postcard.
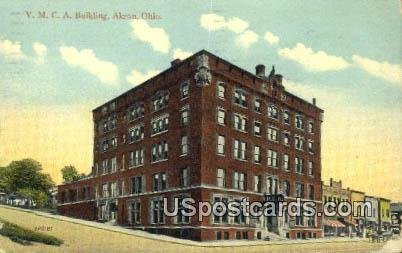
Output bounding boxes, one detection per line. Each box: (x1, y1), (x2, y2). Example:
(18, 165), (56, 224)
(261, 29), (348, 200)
(0, 1), (401, 252)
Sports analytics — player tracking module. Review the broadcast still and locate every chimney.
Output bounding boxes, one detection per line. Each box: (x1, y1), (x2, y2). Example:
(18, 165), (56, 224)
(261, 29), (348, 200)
(171, 58), (181, 66)
(330, 178), (333, 186)
(255, 64), (265, 77)
(312, 98), (316, 105)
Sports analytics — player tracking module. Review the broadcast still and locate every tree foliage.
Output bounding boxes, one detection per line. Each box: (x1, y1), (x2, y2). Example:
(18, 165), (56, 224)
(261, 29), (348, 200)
(61, 165), (84, 183)
(0, 159), (55, 208)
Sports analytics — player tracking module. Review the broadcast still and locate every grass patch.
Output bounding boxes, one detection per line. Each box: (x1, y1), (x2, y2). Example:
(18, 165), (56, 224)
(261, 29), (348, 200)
(0, 219), (63, 246)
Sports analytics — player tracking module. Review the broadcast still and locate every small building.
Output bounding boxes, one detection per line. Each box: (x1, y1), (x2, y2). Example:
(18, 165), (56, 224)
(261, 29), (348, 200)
(322, 178), (351, 237)
(390, 202), (402, 235)
(349, 189), (366, 236)
(364, 196), (379, 234)
(379, 198), (391, 232)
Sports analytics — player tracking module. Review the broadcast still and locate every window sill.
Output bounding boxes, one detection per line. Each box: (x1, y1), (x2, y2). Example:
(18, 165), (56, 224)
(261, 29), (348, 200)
(128, 164), (144, 169)
(234, 158), (248, 162)
(128, 139), (144, 144)
(151, 159), (168, 164)
(179, 153), (188, 157)
(151, 130), (168, 137)
(129, 116), (145, 122)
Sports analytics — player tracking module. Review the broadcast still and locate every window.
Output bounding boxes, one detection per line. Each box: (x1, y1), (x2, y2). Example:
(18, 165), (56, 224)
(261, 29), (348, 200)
(153, 172), (167, 191)
(152, 91), (169, 112)
(233, 114), (247, 132)
(282, 180), (290, 196)
(267, 176), (278, 194)
(130, 201), (141, 224)
(180, 135), (189, 155)
(233, 139), (247, 160)
(131, 176), (143, 194)
(295, 136), (304, 150)
(217, 168), (225, 187)
(295, 182), (304, 198)
(181, 105), (190, 125)
(102, 159), (109, 174)
(233, 172), (246, 190)
(254, 97), (262, 113)
(110, 182), (118, 197)
(308, 185), (314, 200)
(308, 121), (314, 133)
(180, 81), (189, 99)
(267, 127), (278, 141)
(102, 139), (108, 152)
(217, 108), (225, 125)
(295, 115), (304, 129)
(82, 186), (90, 200)
(217, 82), (225, 99)
(254, 145), (261, 163)
(267, 149), (278, 167)
(233, 199), (246, 224)
(307, 216), (315, 227)
(151, 199), (164, 223)
(129, 149), (144, 167)
(110, 137), (117, 149)
(308, 161), (313, 176)
(254, 175), (262, 193)
(283, 132), (290, 146)
(283, 154), (289, 170)
(180, 167), (189, 187)
(254, 121), (261, 136)
(129, 125), (144, 143)
(119, 180), (125, 196)
(283, 110), (290, 124)
(129, 103), (144, 121)
(296, 212), (304, 226)
(217, 135), (225, 155)
(151, 141), (168, 162)
(176, 195), (190, 223)
(110, 157), (117, 173)
(268, 105), (279, 119)
(151, 115), (168, 135)
(102, 183), (109, 198)
(234, 89), (247, 107)
(308, 141), (314, 153)
(213, 196), (228, 223)
(295, 157), (304, 173)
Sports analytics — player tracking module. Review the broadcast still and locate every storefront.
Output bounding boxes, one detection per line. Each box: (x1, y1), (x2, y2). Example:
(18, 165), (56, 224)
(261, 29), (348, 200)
(324, 220), (346, 237)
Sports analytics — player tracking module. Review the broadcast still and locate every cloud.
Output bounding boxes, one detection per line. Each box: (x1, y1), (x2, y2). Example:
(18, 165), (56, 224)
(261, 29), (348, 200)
(264, 32), (279, 45)
(126, 69), (160, 86)
(172, 48), (192, 60)
(32, 42), (47, 64)
(352, 54), (401, 87)
(236, 30), (258, 49)
(200, 14), (248, 34)
(130, 20), (170, 54)
(278, 43), (350, 72)
(200, 14), (258, 49)
(0, 38), (25, 59)
(59, 46), (119, 85)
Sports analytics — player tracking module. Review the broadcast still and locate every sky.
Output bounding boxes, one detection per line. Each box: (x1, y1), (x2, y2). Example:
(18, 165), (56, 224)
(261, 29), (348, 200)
(0, 1), (401, 201)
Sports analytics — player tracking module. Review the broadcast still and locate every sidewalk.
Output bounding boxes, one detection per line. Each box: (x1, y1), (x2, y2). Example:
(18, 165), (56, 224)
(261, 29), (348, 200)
(0, 204), (368, 247)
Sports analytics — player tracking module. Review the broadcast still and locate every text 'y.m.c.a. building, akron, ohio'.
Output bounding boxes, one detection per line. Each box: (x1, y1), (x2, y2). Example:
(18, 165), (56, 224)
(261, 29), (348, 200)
(57, 50), (324, 241)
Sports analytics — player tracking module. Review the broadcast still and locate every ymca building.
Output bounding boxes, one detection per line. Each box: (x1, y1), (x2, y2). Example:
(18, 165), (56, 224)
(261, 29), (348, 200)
(57, 50), (324, 241)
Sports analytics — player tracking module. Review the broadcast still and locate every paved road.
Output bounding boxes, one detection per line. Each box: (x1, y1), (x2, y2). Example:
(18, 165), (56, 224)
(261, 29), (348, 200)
(0, 205), (389, 253)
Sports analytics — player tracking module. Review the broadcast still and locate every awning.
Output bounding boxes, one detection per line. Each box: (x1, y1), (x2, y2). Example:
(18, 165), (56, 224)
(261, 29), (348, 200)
(343, 220), (358, 226)
(325, 220), (346, 228)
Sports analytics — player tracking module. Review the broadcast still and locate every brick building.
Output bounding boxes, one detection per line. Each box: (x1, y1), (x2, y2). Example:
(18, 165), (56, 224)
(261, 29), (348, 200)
(57, 50), (324, 241)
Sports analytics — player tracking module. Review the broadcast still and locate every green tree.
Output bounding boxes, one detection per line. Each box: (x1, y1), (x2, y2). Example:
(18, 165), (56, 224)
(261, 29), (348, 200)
(7, 159), (54, 193)
(0, 166), (11, 192)
(17, 188), (49, 208)
(61, 165), (83, 183)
